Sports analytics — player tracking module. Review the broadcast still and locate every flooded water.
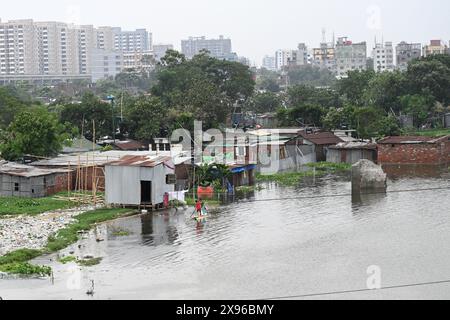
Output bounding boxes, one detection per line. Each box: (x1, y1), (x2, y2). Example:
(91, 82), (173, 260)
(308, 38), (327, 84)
(1, 167), (450, 300)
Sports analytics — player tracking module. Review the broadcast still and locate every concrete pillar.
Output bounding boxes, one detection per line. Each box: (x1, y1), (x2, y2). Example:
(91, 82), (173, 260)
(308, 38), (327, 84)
(352, 160), (387, 194)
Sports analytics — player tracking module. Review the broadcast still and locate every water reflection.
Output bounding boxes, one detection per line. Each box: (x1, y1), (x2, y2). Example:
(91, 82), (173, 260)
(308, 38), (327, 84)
(383, 164), (448, 180)
(3, 169), (450, 300)
(140, 213), (180, 247)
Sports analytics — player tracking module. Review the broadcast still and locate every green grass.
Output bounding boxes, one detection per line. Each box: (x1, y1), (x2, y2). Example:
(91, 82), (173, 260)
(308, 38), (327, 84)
(409, 128), (450, 137)
(257, 162), (352, 187)
(0, 208), (134, 276)
(0, 248), (42, 265)
(58, 255), (77, 264)
(0, 262), (52, 276)
(45, 208), (133, 253)
(76, 257), (102, 267)
(0, 196), (75, 217)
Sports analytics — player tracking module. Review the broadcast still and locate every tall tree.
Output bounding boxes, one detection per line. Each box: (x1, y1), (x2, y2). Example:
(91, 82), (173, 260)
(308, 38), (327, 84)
(0, 108), (69, 161)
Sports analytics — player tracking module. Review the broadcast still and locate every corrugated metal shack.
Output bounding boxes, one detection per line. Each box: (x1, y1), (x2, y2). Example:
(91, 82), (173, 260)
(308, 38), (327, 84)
(327, 142), (378, 164)
(105, 155), (176, 208)
(0, 161), (71, 198)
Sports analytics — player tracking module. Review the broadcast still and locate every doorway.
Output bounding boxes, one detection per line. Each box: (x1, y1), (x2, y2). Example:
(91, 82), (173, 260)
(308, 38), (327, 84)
(141, 181), (152, 204)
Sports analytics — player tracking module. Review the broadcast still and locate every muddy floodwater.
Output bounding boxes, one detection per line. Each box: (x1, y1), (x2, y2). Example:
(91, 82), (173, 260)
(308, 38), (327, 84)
(1, 166), (450, 300)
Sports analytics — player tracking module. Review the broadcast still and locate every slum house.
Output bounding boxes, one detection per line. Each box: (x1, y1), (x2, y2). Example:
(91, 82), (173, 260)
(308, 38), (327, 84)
(31, 150), (153, 192)
(202, 131), (258, 188)
(0, 161), (71, 198)
(111, 140), (149, 151)
(296, 130), (344, 162)
(327, 142), (378, 165)
(377, 135), (450, 165)
(104, 155), (176, 208)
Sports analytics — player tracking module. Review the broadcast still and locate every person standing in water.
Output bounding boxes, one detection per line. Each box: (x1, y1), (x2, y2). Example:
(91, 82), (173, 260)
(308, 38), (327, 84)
(195, 200), (202, 216)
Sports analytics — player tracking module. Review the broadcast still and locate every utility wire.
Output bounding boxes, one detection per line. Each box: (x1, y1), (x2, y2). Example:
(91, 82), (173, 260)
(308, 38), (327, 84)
(259, 279), (450, 300)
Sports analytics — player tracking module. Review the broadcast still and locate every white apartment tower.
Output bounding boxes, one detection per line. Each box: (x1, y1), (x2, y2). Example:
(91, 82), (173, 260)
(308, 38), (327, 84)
(0, 19), (37, 75)
(372, 41), (394, 73)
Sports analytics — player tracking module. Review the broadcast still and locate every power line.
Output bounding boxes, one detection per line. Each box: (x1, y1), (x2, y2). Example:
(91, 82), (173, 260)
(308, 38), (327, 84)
(259, 279), (450, 300)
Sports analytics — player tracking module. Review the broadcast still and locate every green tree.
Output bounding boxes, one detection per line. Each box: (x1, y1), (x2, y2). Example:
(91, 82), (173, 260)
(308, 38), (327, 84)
(287, 64), (336, 87)
(59, 93), (113, 139)
(0, 87), (30, 129)
(124, 95), (168, 140)
(336, 70), (375, 106)
(406, 56), (450, 105)
(0, 108), (69, 161)
(245, 92), (282, 113)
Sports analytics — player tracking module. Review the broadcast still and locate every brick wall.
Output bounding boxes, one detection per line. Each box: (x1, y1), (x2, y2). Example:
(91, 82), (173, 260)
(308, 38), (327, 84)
(378, 142), (450, 165)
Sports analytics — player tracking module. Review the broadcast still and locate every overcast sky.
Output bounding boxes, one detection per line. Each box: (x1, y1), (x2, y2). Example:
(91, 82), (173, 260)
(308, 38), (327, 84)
(2, 0), (450, 65)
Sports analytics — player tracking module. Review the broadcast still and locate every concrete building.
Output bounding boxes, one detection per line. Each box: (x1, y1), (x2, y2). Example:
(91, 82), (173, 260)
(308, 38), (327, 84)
(262, 55), (276, 71)
(396, 41), (422, 71)
(122, 50), (155, 73)
(105, 155), (176, 208)
(152, 44), (174, 61)
(313, 42), (336, 73)
(113, 28), (151, 53)
(0, 19), (151, 80)
(181, 35), (233, 60)
(372, 42), (394, 73)
(335, 37), (367, 78)
(90, 48), (123, 82)
(423, 40), (449, 57)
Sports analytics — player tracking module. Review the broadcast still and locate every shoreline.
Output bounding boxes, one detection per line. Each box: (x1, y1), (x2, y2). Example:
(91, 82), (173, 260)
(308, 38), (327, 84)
(0, 206), (137, 276)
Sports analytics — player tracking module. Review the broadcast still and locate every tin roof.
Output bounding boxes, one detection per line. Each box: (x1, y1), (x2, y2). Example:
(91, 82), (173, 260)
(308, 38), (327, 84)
(297, 131), (344, 145)
(0, 162), (70, 178)
(329, 142), (377, 150)
(106, 155), (173, 168)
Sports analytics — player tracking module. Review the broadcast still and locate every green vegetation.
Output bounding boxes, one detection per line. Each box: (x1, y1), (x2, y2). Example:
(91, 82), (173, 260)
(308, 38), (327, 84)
(0, 208), (134, 276)
(0, 249), (42, 265)
(0, 249), (50, 277)
(0, 262), (52, 276)
(76, 257), (102, 267)
(306, 162), (352, 171)
(408, 128), (450, 137)
(0, 196), (75, 217)
(45, 208), (132, 252)
(58, 255), (77, 264)
(257, 162), (351, 187)
(111, 228), (132, 237)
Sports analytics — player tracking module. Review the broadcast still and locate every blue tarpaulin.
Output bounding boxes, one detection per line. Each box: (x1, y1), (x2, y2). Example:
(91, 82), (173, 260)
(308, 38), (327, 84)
(231, 164), (256, 174)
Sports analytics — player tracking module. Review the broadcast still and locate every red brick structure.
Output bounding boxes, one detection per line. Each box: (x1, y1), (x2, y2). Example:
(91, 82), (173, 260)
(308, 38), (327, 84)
(377, 135), (450, 165)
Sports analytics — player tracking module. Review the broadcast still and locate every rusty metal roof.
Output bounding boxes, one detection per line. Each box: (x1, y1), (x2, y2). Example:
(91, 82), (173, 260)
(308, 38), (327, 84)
(106, 155), (173, 168)
(297, 131), (344, 145)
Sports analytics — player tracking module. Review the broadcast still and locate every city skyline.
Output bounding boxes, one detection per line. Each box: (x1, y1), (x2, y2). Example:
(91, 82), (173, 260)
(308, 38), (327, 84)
(1, 0), (450, 65)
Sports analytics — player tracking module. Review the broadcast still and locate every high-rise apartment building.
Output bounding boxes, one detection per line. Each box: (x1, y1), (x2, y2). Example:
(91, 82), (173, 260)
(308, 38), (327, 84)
(335, 37), (367, 78)
(90, 48), (122, 82)
(181, 36), (232, 60)
(262, 55), (276, 71)
(0, 19), (37, 75)
(0, 19), (155, 81)
(372, 41), (394, 73)
(395, 41), (421, 71)
(113, 28), (151, 53)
